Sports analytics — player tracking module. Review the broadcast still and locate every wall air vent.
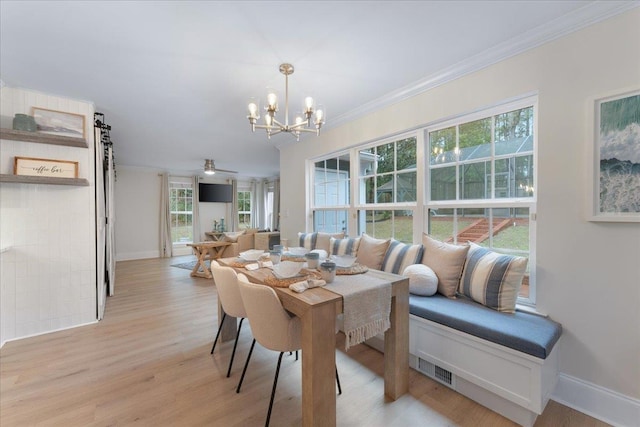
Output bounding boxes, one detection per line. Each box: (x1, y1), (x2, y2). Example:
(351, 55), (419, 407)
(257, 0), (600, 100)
(417, 357), (455, 388)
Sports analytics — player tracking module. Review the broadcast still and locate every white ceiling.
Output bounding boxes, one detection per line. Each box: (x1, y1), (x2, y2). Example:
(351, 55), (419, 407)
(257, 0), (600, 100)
(0, 1), (635, 178)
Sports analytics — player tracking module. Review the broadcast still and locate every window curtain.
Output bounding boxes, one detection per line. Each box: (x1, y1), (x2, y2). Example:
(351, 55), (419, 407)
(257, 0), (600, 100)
(230, 179), (239, 231)
(159, 173), (173, 258)
(192, 175), (201, 242)
(251, 180), (266, 229)
(272, 178), (280, 231)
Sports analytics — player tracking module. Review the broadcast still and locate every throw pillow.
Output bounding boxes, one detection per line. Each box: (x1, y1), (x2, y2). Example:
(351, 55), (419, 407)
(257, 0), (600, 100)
(315, 232), (345, 253)
(329, 237), (361, 256)
(298, 232), (318, 250)
(356, 234), (390, 270)
(222, 231), (245, 243)
(421, 234), (469, 298)
(404, 264), (438, 296)
(459, 242), (528, 313)
(381, 240), (424, 275)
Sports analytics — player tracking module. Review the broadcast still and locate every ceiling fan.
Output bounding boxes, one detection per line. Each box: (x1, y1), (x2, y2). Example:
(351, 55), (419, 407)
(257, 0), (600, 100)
(203, 159), (237, 175)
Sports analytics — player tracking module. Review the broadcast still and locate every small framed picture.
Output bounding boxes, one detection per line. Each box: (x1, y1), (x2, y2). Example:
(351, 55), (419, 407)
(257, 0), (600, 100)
(31, 107), (85, 139)
(587, 88), (640, 222)
(14, 156), (79, 178)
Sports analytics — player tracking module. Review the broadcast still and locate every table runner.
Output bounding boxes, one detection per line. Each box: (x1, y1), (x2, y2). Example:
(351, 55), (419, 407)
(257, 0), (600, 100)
(325, 273), (391, 350)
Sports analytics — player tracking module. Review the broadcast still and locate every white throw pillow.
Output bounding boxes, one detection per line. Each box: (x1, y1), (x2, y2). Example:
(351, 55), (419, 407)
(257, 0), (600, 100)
(404, 264), (438, 296)
(222, 231), (245, 242)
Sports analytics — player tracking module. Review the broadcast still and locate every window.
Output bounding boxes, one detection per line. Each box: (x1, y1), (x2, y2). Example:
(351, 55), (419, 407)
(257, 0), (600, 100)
(427, 100), (536, 302)
(358, 137), (417, 242)
(169, 181), (193, 244)
(238, 190), (252, 229)
(312, 154), (350, 234)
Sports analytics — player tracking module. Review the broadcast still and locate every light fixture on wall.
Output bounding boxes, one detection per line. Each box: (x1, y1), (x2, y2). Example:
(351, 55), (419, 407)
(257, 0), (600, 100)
(247, 63), (325, 141)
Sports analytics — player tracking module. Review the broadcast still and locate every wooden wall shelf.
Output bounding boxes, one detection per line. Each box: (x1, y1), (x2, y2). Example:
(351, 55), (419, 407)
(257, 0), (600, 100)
(0, 128), (88, 148)
(0, 174), (90, 186)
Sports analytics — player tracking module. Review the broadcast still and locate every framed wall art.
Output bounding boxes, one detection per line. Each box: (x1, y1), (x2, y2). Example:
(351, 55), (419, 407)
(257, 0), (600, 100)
(588, 88), (640, 222)
(14, 156), (79, 178)
(31, 107), (86, 139)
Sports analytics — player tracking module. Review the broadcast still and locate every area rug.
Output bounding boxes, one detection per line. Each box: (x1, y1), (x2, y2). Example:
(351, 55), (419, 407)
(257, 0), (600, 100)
(171, 260), (210, 271)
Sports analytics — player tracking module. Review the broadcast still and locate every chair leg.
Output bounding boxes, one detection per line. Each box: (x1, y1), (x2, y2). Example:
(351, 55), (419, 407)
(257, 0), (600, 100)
(236, 339), (256, 393)
(335, 366), (342, 395)
(210, 312), (227, 354)
(265, 352), (285, 427)
(226, 317), (245, 377)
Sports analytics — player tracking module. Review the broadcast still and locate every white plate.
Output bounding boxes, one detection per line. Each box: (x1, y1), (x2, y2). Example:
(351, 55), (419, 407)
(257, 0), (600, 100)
(272, 261), (303, 279)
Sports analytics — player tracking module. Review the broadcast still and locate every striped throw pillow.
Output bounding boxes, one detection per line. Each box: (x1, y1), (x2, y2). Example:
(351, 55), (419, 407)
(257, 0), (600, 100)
(329, 237), (361, 256)
(298, 232), (318, 250)
(381, 240), (424, 275)
(459, 242), (528, 313)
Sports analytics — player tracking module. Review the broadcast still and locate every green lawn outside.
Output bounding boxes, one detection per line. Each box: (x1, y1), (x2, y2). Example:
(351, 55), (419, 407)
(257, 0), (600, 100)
(367, 216), (529, 251)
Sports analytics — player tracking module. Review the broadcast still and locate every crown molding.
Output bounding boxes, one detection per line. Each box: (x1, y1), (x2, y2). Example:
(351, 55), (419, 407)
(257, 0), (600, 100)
(329, 1), (640, 129)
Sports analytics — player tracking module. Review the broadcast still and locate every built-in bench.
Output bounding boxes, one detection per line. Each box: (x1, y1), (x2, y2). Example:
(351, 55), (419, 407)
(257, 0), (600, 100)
(408, 294), (562, 427)
(287, 231), (563, 426)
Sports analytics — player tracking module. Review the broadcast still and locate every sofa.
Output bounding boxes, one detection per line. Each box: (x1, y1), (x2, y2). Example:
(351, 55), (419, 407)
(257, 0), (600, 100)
(292, 231), (562, 427)
(220, 229), (282, 257)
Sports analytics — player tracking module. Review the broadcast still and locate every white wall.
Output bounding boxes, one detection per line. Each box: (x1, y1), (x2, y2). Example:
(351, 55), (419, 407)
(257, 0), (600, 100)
(114, 167), (162, 261)
(279, 8), (640, 423)
(0, 87), (97, 346)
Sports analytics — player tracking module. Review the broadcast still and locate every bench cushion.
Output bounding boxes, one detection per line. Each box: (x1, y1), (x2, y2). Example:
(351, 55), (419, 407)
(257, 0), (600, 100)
(410, 294), (562, 359)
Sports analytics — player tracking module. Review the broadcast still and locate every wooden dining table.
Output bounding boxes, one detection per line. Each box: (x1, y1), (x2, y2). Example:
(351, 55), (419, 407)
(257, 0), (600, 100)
(217, 257), (409, 427)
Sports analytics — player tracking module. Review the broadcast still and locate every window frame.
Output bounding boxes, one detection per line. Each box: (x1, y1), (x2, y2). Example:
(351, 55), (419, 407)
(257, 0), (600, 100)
(237, 189), (252, 229)
(169, 178), (194, 245)
(306, 94), (537, 306)
(425, 95), (537, 305)
(355, 133), (420, 242)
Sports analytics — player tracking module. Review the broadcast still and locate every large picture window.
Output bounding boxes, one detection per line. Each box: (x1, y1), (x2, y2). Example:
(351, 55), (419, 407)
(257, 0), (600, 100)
(169, 181), (193, 244)
(427, 100), (536, 302)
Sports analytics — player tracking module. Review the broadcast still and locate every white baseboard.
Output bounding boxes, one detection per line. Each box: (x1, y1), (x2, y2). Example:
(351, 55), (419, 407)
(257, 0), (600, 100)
(116, 250), (160, 261)
(552, 373), (640, 427)
(0, 320), (99, 349)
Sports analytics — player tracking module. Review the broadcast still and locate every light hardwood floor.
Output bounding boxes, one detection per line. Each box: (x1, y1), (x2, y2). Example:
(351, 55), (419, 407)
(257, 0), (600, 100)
(1, 256), (610, 426)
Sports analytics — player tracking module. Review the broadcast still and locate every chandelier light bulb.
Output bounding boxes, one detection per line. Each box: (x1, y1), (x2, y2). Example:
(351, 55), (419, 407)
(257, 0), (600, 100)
(314, 105), (325, 127)
(304, 96), (314, 111)
(247, 99), (260, 119)
(266, 89), (278, 111)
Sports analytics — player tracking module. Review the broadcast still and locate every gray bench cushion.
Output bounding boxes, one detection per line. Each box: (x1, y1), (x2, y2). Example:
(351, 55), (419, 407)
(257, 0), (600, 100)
(410, 294), (562, 359)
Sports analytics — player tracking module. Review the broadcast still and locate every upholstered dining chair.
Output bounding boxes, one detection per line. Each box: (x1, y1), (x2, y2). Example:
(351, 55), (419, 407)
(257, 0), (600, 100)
(236, 273), (341, 427)
(210, 260), (250, 378)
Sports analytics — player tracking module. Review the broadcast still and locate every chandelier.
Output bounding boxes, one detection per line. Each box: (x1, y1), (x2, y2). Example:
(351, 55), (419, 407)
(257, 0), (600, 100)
(247, 63), (325, 141)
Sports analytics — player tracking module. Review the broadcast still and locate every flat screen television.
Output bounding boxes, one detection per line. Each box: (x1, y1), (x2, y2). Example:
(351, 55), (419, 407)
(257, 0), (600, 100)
(199, 183), (233, 203)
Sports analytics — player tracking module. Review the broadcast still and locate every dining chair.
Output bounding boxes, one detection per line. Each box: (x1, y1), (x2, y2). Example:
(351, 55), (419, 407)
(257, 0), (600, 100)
(210, 260), (249, 378)
(236, 273), (341, 427)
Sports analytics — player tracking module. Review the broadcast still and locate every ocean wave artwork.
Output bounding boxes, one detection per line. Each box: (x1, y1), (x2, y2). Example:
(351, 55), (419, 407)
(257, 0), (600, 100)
(599, 93), (640, 214)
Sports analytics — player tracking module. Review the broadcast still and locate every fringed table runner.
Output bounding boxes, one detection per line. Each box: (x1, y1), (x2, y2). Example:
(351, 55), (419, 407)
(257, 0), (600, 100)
(325, 273), (391, 350)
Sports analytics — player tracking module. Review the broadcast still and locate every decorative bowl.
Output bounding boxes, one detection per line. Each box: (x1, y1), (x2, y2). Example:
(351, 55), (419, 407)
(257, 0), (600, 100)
(332, 255), (356, 268)
(239, 249), (265, 261)
(272, 261), (303, 279)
